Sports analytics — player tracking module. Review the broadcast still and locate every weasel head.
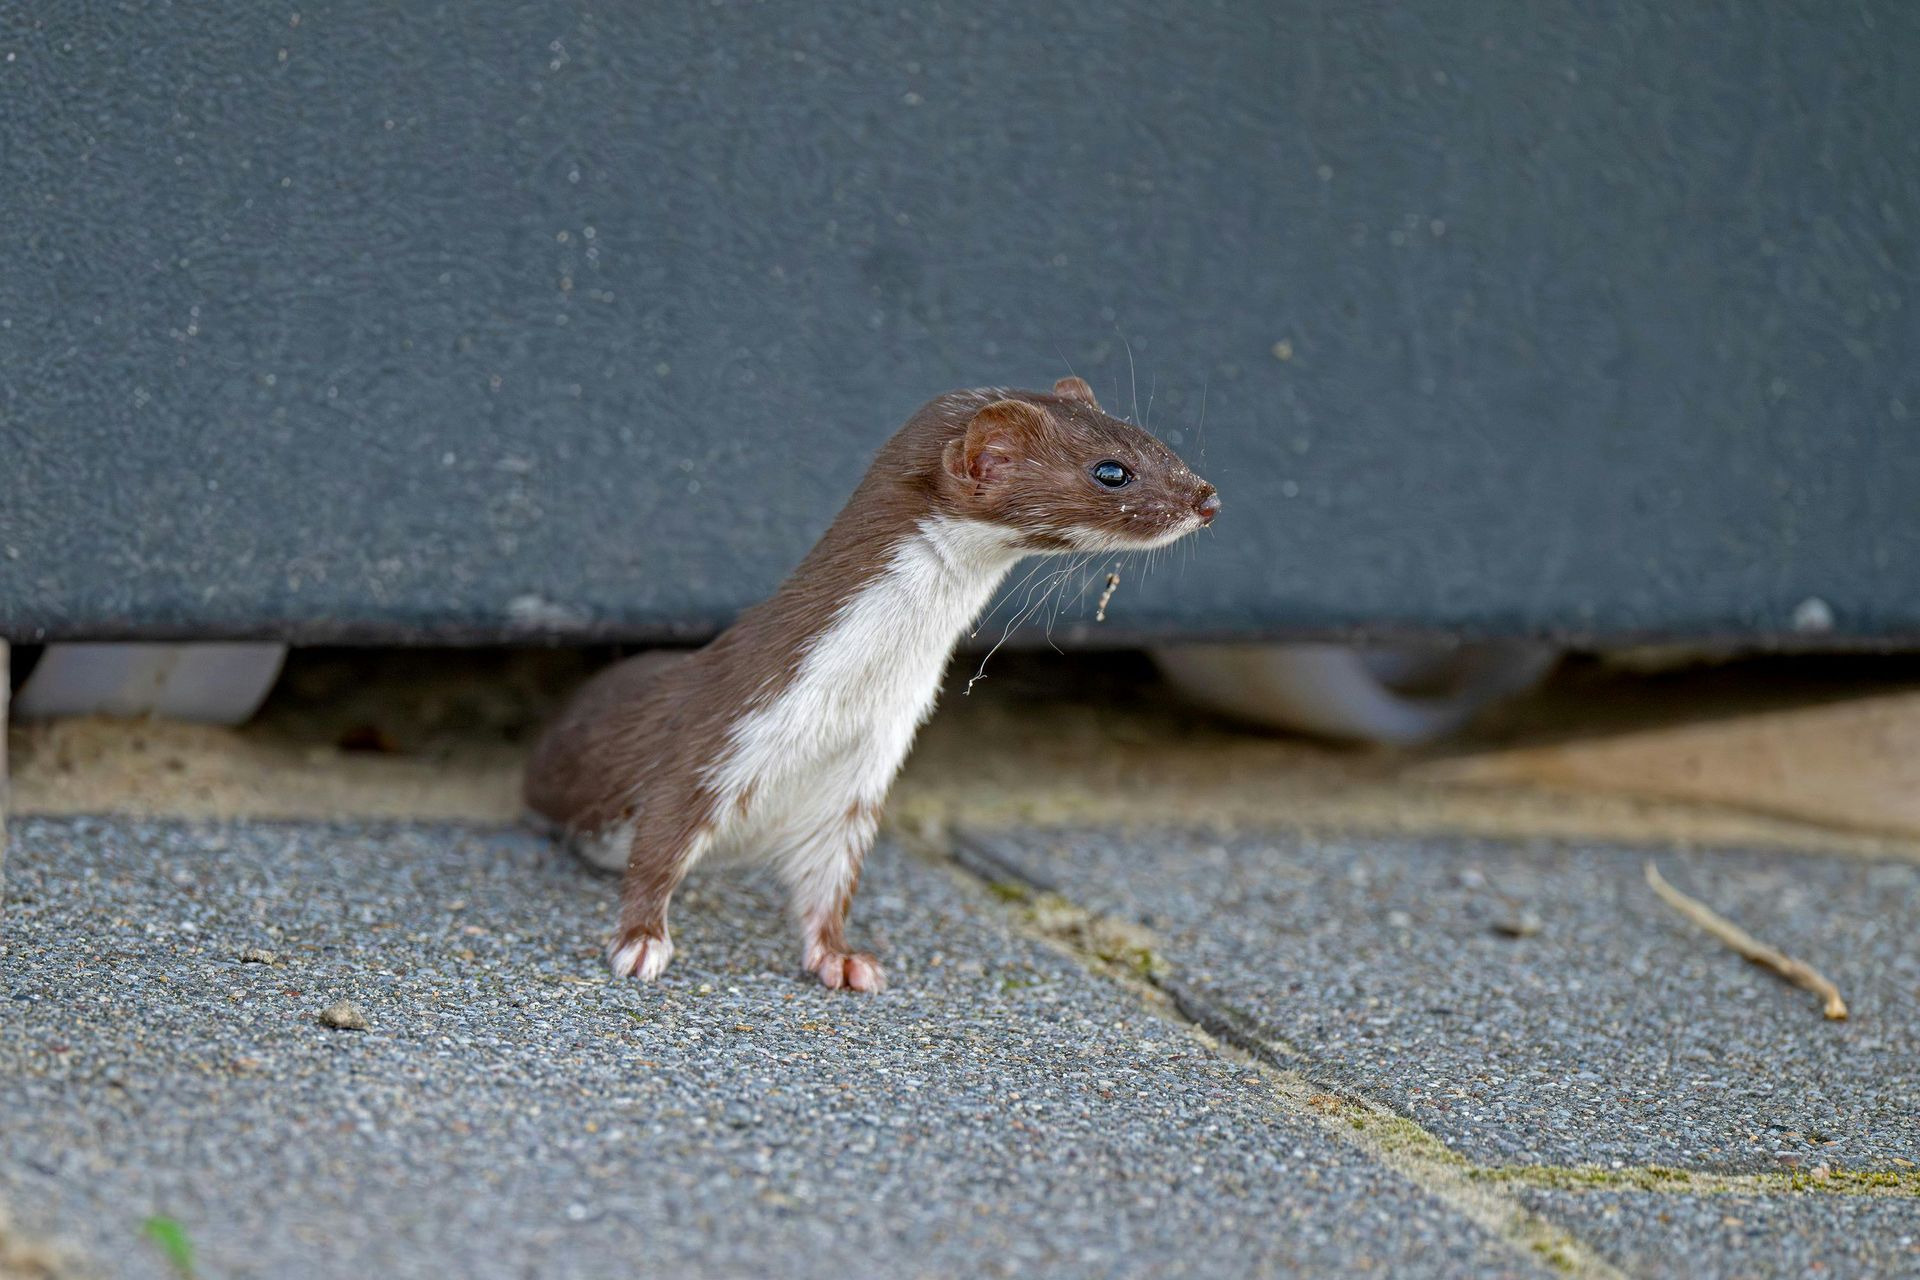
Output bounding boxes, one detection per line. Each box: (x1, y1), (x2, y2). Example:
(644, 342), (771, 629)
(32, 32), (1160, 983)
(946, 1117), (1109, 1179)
(935, 377), (1219, 554)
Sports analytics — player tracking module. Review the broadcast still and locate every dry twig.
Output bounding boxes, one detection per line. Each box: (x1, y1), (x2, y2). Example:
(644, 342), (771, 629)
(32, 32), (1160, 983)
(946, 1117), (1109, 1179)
(1094, 572), (1121, 623)
(1644, 861), (1848, 1020)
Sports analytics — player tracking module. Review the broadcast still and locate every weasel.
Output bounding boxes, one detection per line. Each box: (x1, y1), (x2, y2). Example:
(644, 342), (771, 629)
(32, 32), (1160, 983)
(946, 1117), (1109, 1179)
(523, 378), (1219, 992)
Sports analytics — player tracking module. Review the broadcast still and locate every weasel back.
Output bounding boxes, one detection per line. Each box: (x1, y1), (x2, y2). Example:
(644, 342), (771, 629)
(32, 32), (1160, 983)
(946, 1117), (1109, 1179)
(522, 649), (688, 835)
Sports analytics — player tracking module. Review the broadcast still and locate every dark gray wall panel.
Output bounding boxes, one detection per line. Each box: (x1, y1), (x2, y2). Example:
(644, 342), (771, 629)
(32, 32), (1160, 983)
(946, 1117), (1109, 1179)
(3, 1), (1917, 644)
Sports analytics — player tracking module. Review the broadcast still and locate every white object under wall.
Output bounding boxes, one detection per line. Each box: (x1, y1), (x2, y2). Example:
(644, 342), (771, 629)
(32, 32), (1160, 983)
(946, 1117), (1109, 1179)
(13, 642), (287, 725)
(1154, 640), (1558, 746)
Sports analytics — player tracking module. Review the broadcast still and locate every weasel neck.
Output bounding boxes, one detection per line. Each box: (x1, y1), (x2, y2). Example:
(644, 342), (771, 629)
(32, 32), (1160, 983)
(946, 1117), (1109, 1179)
(776, 515), (1020, 738)
(707, 515), (1023, 819)
(913, 515), (1026, 597)
(852, 515), (1023, 675)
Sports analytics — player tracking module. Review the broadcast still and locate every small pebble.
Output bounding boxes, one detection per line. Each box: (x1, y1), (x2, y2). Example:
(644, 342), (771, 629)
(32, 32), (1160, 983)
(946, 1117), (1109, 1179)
(240, 947), (279, 965)
(318, 1000), (369, 1031)
(1491, 914), (1543, 939)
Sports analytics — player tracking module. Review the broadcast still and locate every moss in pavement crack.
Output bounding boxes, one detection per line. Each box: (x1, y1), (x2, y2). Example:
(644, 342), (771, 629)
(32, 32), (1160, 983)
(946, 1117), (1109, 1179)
(1475, 1164), (1920, 1198)
(948, 842), (1920, 1207)
(1020, 892), (1168, 982)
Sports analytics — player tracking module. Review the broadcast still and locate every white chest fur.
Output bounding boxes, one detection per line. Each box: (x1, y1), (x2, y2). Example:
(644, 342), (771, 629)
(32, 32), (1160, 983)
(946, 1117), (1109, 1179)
(706, 517), (1020, 862)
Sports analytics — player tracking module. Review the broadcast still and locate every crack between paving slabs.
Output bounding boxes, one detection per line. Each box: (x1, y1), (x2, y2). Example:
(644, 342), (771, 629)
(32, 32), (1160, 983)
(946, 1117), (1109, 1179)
(928, 828), (1622, 1278)
(940, 830), (1920, 1200)
(929, 828), (1920, 1270)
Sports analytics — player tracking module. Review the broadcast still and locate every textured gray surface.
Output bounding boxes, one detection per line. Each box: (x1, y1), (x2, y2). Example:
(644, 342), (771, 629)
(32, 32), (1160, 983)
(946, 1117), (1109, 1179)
(964, 827), (1920, 1171)
(1516, 1189), (1920, 1280)
(0, 817), (1541, 1280)
(5, 3), (1920, 644)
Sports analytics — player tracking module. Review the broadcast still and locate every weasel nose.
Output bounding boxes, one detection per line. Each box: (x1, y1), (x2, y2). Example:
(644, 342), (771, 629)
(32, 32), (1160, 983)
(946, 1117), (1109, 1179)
(1195, 488), (1221, 525)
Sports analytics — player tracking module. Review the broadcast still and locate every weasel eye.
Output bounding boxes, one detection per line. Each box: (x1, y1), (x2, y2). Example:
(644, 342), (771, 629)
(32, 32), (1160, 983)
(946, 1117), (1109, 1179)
(1091, 460), (1133, 488)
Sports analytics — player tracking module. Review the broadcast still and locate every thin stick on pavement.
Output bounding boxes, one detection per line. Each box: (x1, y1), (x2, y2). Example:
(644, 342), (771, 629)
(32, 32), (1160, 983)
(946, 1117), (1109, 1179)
(1645, 861), (1849, 1021)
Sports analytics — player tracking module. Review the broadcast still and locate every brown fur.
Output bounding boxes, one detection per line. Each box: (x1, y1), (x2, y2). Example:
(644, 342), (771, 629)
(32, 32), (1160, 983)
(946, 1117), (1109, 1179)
(523, 380), (1217, 989)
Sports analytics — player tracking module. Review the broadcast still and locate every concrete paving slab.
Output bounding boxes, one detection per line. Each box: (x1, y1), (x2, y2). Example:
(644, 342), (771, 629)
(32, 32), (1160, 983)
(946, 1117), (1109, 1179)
(961, 827), (1920, 1171)
(0, 817), (1542, 1280)
(1513, 1189), (1920, 1280)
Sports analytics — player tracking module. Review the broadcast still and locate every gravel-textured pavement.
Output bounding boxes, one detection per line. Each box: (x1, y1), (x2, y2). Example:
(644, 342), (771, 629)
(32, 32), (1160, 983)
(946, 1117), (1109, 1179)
(1, 817), (1541, 1280)
(962, 827), (1920, 1172)
(1514, 1189), (1920, 1279)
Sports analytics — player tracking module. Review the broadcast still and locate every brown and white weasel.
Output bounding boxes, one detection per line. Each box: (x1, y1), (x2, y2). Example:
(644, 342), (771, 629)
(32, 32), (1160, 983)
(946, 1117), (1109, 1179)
(523, 378), (1219, 992)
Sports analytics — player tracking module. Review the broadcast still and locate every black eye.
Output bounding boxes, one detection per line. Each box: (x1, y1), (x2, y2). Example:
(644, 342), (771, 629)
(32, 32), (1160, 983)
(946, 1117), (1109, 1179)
(1091, 460), (1133, 488)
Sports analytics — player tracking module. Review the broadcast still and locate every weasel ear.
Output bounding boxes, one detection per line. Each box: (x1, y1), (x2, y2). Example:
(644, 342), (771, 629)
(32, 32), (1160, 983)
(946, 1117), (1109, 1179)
(945, 398), (1052, 485)
(1053, 376), (1101, 408)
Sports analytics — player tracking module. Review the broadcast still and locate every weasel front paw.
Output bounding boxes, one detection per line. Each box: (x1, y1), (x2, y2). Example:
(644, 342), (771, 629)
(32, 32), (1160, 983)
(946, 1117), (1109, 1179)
(806, 949), (887, 993)
(607, 932), (675, 982)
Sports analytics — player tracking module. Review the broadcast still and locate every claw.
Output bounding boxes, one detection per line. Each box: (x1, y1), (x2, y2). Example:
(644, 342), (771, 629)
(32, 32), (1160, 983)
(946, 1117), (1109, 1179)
(808, 950), (887, 993)
(608, 933), (674, 982)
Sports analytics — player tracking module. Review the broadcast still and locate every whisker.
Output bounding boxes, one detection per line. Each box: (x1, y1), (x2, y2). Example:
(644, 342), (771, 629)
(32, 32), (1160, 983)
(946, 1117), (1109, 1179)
(1037, 554), (1088, 625)
(1021, 557), (1077, 620)
(1048, 554), (1101, 629)
(968, 556), (1081, 692)
(1068, 558), (1113, 612)
(1140, 543), (1161, 585)
(1041, 554), (1100, 645)
(1116, 548), (1147, 604)
(1039, 575), (1075, 650)
(1114, 322), (1139, 424)
(973, 555), (1057, 637)
(1195, 371), (1211, 465)
(1054, 342), (1082, 386)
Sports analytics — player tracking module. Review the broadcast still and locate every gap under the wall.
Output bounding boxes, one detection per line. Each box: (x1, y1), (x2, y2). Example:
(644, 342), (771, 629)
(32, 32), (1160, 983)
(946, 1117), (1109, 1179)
(6, 645), (1920, 861)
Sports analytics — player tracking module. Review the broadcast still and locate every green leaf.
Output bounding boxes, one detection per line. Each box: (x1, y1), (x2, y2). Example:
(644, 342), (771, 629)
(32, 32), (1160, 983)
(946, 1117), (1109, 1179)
(142, 1215), (196, 1278)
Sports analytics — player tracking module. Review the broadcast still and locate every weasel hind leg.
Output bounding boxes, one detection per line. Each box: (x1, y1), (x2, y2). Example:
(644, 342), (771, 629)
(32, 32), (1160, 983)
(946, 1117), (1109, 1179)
(782, 805), (886, 994)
